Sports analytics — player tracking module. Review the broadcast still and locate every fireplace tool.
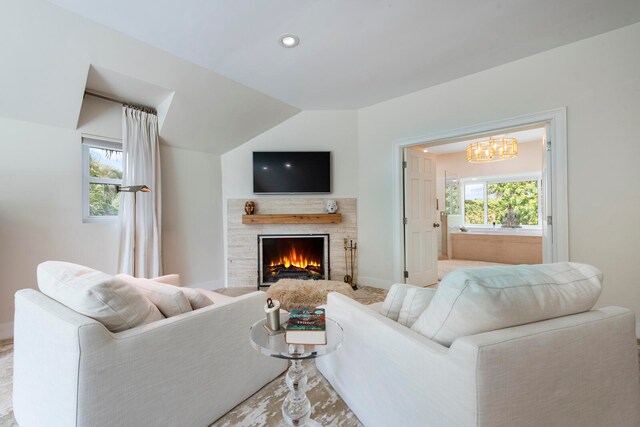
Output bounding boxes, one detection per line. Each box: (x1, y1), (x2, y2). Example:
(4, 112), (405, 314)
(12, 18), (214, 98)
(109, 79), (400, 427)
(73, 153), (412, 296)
(343, 238), (358, 290)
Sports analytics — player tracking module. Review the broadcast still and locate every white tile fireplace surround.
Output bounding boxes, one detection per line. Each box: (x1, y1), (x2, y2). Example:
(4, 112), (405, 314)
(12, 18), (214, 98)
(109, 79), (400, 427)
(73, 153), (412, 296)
(226, 198), (357, 288)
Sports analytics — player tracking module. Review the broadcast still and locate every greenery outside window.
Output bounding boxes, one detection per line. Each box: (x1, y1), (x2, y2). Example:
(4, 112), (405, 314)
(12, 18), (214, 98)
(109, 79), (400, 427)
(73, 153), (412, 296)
(444, 182), (460, 215)
(82, 137), (123, 222)
(462, 176), (541, 227)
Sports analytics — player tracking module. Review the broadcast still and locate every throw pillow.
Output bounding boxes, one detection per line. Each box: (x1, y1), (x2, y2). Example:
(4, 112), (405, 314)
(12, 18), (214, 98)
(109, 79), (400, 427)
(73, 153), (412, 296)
(116, 274), (193, 318)
(37, 261), (164, 332)
(179, 287), (215, 310)
(397, 287), (436, 327)
(380, 284), (413, 321)
(411, 262), (603, 347)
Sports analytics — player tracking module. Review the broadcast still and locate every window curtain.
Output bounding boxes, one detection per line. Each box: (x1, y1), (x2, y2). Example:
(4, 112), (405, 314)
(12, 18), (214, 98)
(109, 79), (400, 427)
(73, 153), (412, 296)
(117, 106), (162, 277)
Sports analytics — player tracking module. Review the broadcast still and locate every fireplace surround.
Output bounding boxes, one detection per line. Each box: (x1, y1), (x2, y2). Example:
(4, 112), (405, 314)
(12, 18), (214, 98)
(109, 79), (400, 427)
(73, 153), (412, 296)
(257, 234), (330, 288)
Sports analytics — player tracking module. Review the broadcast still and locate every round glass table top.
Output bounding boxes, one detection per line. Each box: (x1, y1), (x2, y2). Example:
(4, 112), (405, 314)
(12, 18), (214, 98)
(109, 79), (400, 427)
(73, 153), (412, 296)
(250, 314), (343, 360)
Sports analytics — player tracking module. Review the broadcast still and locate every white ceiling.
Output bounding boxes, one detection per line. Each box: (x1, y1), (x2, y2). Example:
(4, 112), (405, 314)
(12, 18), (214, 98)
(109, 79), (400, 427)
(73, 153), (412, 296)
(48, 0), (640, 110)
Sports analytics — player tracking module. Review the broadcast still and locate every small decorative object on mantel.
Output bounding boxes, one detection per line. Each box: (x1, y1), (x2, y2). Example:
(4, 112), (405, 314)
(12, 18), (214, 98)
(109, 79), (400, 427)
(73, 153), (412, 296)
(264, 298), (284, 335)
(244, 200), (256, 215)
(325, 199), (338, 214)
(501, 204), (522, 228)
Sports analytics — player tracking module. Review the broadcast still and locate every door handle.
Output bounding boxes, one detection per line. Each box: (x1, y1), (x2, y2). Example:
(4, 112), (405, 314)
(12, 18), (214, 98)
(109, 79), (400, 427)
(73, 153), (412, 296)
(433, 223), (440, 228)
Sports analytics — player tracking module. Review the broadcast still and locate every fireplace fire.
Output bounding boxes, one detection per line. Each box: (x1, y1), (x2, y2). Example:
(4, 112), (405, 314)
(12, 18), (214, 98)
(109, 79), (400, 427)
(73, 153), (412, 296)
(258, 234), (329, 288)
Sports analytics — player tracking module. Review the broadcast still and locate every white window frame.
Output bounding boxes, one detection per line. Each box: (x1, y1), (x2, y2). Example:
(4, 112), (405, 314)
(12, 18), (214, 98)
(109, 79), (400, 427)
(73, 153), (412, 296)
(82, 136), (123, 223)
(461, 173), (542, 229)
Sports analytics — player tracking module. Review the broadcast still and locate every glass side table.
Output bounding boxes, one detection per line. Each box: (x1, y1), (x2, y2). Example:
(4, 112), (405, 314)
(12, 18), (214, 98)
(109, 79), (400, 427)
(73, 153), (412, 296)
(250, 314), (344, 427)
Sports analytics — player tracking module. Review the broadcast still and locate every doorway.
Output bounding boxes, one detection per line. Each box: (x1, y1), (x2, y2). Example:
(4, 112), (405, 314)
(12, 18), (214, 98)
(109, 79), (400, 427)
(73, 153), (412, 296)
(393, 109), (568, 285)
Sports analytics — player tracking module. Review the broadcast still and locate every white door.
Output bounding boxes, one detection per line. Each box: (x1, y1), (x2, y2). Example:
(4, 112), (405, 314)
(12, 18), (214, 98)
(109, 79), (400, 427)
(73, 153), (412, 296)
(541, 123), (553, 262)
(403, 148), (438, 286)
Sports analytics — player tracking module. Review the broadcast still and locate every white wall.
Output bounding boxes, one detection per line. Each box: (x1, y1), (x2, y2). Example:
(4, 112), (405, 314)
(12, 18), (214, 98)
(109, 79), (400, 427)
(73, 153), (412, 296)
(221, 110), (358, 199)
(357, 23), (640, 318)
(0, 98), (224, 333)
(161, 145), (224, 289)
(0, 117), (119, 329)
(221, 110), (358, 286)
(436, 140), (542, 181)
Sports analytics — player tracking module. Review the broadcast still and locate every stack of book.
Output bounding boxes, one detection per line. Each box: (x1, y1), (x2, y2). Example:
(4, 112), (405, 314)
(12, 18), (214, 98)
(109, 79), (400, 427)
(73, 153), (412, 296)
(285, 308), (327, 345)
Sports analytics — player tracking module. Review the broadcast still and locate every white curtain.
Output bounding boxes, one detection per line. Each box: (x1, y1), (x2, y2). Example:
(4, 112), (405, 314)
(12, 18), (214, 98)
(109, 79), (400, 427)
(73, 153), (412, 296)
(118, 106), (162, 277)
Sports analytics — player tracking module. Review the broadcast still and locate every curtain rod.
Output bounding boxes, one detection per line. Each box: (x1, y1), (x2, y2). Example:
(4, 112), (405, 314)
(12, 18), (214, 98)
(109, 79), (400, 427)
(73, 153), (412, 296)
(83, 91), (157, 115)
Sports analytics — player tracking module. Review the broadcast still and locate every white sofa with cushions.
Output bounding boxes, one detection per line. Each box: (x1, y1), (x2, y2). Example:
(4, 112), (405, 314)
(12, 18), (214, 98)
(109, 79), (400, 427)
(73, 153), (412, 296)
(316, 262), (640, 427)
(13, 261), (287, 427)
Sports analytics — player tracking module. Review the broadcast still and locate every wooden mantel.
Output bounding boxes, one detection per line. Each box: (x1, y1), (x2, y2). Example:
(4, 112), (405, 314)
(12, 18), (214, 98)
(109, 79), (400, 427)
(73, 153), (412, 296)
(242, 213), (342, 225)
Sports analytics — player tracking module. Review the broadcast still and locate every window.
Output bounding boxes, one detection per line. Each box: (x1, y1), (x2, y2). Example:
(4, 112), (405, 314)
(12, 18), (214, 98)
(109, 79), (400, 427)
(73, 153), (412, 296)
(462, 176), (540, 226)
(444, 182), (460, 215)
(82, 137), (123, 222)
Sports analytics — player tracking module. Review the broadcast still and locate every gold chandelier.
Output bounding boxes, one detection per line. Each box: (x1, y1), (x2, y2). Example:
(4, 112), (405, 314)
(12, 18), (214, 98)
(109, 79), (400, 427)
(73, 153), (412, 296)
(466, 137), (518, 163)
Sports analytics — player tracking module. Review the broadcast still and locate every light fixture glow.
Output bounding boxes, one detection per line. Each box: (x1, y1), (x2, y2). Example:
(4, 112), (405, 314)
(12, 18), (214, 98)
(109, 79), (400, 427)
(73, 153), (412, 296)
(279, 34), (300, 48)
(262, 166), (268, 170)
(466, 137), (518, 163)
(285, 163), (291, 168)
(422, 149), (429, 153)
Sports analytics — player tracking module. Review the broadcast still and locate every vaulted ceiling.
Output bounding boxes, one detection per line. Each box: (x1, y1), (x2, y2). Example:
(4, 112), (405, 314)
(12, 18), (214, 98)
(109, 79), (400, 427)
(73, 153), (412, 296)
(48, 0), (640, 109)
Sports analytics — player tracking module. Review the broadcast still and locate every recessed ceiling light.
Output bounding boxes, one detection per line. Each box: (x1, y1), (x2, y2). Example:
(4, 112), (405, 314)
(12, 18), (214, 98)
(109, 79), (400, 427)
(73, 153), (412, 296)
(285, 163), (291, 168)
(422, 149), (429, 153)
(262, 166), (268, 170)
(279, 34), (300, 48)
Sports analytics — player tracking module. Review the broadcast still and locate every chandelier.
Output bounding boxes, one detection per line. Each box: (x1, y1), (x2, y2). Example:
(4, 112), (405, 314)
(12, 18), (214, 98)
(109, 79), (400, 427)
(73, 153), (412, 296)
(466, 137), (518, 163)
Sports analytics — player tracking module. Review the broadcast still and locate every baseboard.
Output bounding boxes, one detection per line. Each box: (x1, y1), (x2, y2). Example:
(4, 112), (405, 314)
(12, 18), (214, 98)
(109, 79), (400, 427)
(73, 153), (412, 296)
(357, 276), (394, 290)
(0, 322), (14, 340)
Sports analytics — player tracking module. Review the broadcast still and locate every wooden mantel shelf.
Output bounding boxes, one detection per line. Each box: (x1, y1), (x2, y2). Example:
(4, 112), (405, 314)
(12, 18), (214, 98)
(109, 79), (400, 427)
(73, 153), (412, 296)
(242, 213), (342, 225)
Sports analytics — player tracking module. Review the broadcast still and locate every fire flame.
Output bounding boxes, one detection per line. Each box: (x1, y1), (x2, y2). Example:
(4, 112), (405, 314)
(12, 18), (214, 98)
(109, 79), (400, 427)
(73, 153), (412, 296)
(269, 247), (321, 269)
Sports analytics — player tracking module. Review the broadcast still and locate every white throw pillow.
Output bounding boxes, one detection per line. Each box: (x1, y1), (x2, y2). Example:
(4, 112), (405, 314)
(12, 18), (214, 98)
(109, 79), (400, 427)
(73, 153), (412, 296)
(152, 274), (181, 286)
(179, 287), (215, 310)
(116, 274), (193, 318)
(37, 261), (164, 332)
(411, 262), (603, 347)
(380, 284), (413, 321)
(397, 287), (436, 327)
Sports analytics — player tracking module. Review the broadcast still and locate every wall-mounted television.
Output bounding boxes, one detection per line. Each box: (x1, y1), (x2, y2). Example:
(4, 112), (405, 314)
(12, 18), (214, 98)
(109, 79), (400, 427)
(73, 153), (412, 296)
(253, 151), (331, 194)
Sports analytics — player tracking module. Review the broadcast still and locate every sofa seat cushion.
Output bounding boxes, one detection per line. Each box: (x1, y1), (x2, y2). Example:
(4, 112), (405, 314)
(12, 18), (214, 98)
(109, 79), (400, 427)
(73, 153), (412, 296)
(411, 262), (603, 347)
(116, 274), (193, 317)
(37, 261), (164, 332)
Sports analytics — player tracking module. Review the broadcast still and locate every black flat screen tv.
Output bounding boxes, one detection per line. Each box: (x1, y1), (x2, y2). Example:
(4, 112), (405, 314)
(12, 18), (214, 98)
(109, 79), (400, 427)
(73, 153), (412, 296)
(253, 151), (331, 194)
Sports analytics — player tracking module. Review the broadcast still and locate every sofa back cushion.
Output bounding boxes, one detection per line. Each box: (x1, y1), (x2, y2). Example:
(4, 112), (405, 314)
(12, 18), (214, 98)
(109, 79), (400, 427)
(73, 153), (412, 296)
(411, 262), (603, 347)
(397, 287), (436, 327)
(116, 274), (193, 317)
(380, 284), (413, 321)
(37, 261), (164, 332)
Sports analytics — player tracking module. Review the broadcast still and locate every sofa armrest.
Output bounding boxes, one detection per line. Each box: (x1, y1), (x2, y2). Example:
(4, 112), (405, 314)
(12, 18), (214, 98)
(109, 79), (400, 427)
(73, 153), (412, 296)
(454, 306), (640, 427)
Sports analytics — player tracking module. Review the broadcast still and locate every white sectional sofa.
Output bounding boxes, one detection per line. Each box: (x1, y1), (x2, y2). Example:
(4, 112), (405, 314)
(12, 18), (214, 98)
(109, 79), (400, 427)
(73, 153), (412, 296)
(13, 288), (287, 427)
(317, 263), (640, 427)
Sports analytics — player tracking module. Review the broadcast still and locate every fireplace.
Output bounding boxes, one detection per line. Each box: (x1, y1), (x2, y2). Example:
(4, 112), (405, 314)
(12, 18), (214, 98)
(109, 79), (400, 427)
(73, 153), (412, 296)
(257, 234), (329, 288)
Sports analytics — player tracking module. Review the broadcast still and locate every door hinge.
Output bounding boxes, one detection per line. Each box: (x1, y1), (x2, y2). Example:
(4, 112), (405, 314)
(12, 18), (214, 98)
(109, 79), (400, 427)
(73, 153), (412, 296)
(402, 161), (407, 168)
(404, 271), (409, 279)
(403, 217), (408, 225)
(546, 140), (552, 151)
(547, 215), (553, 225)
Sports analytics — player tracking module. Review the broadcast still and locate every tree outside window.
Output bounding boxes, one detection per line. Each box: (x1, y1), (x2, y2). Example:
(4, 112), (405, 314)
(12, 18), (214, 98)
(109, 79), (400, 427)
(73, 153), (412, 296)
(463, 178), (540, 226)
(82, 138), (123, 222)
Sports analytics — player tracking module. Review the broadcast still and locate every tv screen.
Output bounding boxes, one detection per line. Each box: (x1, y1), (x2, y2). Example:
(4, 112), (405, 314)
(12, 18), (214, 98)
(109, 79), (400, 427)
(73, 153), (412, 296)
(253, 151), (331, 194)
